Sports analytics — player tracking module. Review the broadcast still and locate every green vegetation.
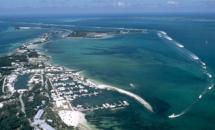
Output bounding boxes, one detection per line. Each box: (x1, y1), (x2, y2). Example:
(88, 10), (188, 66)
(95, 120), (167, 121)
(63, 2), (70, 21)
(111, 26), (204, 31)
(28, 51), (39, 58)
(0, 45), (79, 130)
(0, 53), (27, 67)
(23, 84), (49, 118)
(0, 78), (3, 96)
(0, 53), (27, 75)
(68, 31), (88, 37)
(11, 54), (28, 62)
(0, 56), (13, 67)
(0, 100), (32, 130)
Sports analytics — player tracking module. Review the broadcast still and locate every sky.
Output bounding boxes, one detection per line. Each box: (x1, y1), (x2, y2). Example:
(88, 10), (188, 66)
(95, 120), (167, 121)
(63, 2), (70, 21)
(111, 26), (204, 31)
(0, 0), (215, 15)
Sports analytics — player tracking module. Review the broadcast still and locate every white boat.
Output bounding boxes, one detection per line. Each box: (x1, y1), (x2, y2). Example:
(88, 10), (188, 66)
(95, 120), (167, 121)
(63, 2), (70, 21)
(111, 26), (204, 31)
(199, 95), (202, 99)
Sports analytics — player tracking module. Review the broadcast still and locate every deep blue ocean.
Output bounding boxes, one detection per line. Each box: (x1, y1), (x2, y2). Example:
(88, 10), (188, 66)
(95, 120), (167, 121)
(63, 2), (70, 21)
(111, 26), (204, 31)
(1, 14), (215, 130)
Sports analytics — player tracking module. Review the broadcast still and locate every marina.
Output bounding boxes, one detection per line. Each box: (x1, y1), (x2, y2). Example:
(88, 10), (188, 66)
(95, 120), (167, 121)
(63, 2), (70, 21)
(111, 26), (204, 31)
(0, 15), (215, 130)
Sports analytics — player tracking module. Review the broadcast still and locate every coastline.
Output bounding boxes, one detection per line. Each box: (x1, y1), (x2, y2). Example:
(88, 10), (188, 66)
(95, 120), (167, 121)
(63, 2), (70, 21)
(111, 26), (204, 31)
(17, 32), (153, 129)
(1, 22), (214, 129)
(38, 35), (154, 112)
(41, 27), (215, 115)
(25, 38), (96, 129)
(45, 51), (154, 112)
(41, 47), (154, 112)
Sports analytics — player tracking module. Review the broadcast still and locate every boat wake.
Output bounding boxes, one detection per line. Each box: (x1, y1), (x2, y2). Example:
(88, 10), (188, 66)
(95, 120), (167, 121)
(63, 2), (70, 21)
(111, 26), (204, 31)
(157, 31), (214, 119)
(11, 21), (214, 119)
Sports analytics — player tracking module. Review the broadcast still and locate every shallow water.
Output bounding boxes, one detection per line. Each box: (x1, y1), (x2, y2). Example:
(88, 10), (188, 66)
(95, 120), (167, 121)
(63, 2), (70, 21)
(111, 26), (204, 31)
(1, 15), (215, 130)
(44, 29), (212, 129)
(0, 22), (48, 55)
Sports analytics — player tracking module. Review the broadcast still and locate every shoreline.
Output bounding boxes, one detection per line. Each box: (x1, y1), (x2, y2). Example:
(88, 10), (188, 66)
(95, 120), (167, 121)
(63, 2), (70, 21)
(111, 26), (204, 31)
(2, 25), (213, 127)
(42, 28), (215, 118)
(17, 33), (153, 129)
(38, 37), (154, 112)
(45, 56), (154, 112)
(42, 49), (154, 112)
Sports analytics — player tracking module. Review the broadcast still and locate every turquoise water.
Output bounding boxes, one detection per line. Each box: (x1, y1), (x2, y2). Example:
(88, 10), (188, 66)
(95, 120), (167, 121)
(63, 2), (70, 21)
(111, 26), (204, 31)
(1, 15), (215, 130)
(44, 30), (211, 130)
(0, 22), (48, 55)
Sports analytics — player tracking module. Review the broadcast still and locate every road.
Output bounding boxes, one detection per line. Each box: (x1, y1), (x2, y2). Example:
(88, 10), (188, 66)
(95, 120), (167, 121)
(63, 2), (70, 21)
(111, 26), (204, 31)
(19, 93), (26, 115)
(1, 77), (6, 93)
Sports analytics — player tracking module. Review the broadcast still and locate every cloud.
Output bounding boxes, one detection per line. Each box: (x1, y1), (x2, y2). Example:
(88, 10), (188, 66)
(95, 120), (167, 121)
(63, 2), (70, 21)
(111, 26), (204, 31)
(0, 0), (215, 15)
(167, 0), (179, 6)
(201, 0), (215, 7)
(117, 2), (125, 7)
(113, 1), (127, 8)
